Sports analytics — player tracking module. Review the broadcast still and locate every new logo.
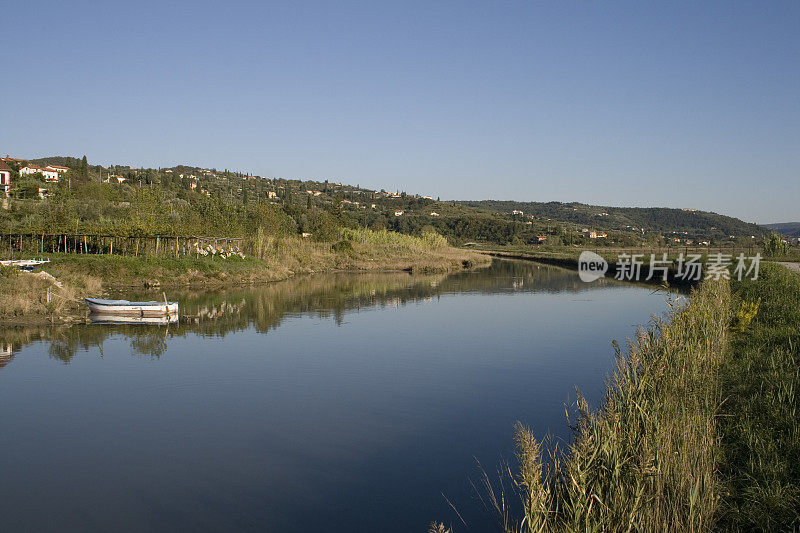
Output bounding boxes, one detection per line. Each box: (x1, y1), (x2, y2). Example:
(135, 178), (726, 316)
(578, 251), (608, 282)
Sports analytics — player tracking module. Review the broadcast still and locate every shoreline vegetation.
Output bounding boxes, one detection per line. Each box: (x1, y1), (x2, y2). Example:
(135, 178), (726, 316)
(431, 263), (800, 532)
(0, 227), (489, 324)
(470, 242), (800, 264)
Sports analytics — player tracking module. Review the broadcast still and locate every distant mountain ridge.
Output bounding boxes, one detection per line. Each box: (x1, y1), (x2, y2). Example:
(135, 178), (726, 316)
(456, 200), (770, 240)
(763, 222), (800, 237)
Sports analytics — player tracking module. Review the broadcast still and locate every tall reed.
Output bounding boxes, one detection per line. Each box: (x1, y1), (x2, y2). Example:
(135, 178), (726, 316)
(491, 280), (730, 532)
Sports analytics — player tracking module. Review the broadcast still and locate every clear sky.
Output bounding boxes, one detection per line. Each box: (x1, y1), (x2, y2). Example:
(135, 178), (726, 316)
(2, 1), (798, 223)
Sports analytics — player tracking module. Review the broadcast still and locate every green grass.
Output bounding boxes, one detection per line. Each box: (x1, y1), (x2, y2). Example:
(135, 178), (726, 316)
(48, 252), (260, 280)
(719, 264), (800, 530)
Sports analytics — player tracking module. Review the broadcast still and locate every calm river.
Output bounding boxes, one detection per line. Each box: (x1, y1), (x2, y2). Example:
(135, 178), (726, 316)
(0, 260), (674, 532)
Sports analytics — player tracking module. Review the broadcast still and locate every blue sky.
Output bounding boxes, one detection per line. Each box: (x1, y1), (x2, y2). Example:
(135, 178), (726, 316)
(2, 1), (798, 223)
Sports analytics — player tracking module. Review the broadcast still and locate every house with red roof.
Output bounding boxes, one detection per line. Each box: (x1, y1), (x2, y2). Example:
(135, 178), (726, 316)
(45, 164), (69, 174)
(19, 165), (59, 182)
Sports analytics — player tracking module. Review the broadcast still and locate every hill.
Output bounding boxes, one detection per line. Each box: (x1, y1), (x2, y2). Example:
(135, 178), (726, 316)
(456, 200), (769, 242)
(0, 153), (775, 247)
(763, 222), (800, 237)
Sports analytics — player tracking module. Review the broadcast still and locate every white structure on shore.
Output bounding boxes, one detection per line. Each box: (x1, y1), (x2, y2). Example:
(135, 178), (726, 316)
(0, 161), (11, 195)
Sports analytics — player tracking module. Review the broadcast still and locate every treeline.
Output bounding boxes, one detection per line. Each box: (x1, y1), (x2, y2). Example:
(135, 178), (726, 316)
(763, 222), (800, 237)
(1, 184), (297, 237)
(458, 200), (770, 241)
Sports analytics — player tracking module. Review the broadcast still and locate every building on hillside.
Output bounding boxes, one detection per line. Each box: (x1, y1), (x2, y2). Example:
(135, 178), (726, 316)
(1, 155), (25, 164)
(267, 191), (278, 199)
(19, 165), (59, 182)
(511, 210), (524, 215)
(45, 165), (69, 174)
(429, 211), (439, 216)
(532, 235), (548, 244)
(588, 231), (607, 239)
(394, 210), (405, 216)
(0, 161), (11, 194)
(103, 174), (126, 183)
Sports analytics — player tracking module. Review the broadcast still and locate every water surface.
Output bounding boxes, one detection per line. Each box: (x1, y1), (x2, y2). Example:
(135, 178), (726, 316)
(0, 260), (673, 532)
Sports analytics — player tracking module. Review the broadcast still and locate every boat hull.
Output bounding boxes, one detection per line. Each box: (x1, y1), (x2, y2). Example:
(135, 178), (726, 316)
(89, 313), (178, 324)
(85, 298), (178, 317)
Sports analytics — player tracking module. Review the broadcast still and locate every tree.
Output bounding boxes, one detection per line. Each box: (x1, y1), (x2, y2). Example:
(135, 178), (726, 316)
(764, 233), (787, 256)
(80, 155), (89, 180)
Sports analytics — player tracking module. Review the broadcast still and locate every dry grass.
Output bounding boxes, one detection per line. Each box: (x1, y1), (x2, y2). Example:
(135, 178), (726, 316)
(0, 265), (83, 321)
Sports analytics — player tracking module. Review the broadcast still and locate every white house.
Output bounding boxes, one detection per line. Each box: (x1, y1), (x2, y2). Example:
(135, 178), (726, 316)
(19, 165), (59, 182)
(0, 161), (11, 194)
(45, 165), (69, 174)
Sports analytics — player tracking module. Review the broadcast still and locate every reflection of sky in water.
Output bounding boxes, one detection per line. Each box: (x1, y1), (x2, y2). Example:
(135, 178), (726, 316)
(0, 261), (673, 532)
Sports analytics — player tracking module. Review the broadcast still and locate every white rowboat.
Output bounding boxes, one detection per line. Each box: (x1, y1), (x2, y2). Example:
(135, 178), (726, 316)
(85, 297), (178, 317)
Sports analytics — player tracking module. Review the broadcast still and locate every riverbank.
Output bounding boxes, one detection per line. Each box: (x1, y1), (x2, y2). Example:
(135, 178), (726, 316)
(0, 233), (490, 324)
(719, 263), (800, 529)
(431, 262), (799, 532)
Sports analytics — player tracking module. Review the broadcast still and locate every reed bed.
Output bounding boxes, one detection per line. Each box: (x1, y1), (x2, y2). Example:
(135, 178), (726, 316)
(338, 227), (450, 250)
(478, 279), (731, 533)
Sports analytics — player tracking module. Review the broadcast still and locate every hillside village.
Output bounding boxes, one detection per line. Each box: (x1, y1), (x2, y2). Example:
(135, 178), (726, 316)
(0, 153), (791, 248)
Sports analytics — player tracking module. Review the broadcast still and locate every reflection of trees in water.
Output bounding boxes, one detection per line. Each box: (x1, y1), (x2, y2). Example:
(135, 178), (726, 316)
(435, 258), (615, 294)
(129, 328), (168, 358)
(0, 260), (647, 365)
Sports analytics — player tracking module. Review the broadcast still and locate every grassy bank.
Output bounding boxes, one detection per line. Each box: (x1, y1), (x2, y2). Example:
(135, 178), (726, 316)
(719, 264), (800, 529)
(432, 263), (800, 532)
(0, 228), (489, 323)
